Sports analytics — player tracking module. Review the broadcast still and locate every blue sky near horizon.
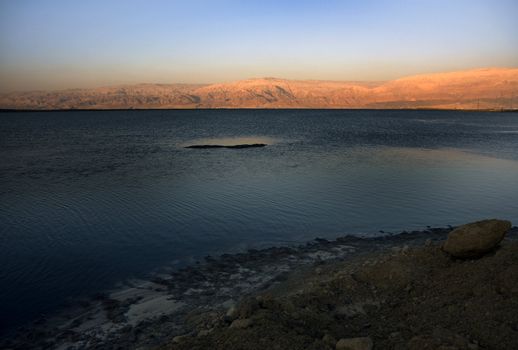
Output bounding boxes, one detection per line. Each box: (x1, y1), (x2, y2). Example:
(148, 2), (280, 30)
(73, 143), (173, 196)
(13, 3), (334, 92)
(0, 0), (517, 91)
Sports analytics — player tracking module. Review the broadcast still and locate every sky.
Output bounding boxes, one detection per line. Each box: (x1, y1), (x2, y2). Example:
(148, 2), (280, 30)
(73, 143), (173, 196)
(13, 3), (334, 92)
(0, 0), (517, 92)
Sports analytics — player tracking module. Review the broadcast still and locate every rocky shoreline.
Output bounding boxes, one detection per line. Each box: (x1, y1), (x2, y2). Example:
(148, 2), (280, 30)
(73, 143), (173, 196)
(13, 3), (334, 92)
(2, 224), (517, 350)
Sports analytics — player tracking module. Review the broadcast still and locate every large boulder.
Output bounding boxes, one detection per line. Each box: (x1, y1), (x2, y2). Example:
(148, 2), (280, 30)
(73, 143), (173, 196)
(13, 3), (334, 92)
(442, 219), (511, 258)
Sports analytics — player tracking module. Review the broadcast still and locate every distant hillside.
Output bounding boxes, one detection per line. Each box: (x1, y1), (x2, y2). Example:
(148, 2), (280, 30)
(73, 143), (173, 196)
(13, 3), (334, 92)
(1, 68), (517, 110)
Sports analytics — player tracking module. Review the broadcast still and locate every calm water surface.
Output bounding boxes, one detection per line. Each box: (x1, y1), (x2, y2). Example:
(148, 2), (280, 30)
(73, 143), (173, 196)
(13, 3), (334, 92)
(1, 109), (518, 330)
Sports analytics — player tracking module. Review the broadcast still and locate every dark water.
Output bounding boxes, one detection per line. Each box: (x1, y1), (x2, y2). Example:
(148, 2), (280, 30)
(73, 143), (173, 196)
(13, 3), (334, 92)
(1, 109), (518, 331)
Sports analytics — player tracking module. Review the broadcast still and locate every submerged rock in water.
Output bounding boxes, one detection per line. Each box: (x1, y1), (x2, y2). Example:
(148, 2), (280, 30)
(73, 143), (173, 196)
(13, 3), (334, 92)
(185, 143), (267, 149)
(442, 219), (512, 258)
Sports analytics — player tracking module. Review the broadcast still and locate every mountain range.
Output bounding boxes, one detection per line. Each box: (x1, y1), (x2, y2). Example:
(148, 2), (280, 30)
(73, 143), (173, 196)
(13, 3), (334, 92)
(1, 67), (517, 110)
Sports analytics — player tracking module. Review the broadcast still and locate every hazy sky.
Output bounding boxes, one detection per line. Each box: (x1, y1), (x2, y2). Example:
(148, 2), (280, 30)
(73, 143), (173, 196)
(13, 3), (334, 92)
(1, 0), (517, 92)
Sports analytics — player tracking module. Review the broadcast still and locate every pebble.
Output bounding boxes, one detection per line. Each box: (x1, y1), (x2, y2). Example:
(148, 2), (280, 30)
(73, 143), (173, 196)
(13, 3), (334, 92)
(226, 305), (238, 320)
(336, 337), (373, 350)
(229, 318), (253, 329)
(323, 333), (337, 346)
(334, 304), (366, 318)
(197, 329), (211, 337)
(172, 334), (190, 343)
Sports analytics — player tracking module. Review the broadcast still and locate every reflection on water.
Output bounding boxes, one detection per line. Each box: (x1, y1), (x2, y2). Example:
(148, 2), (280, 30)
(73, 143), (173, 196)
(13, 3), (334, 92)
(374, 147), (518, 166)
(1, 109), (518, 330)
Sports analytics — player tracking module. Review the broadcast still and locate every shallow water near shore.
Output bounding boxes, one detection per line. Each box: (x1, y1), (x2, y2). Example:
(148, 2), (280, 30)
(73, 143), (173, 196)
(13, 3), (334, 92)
(1, 109), (518, 331)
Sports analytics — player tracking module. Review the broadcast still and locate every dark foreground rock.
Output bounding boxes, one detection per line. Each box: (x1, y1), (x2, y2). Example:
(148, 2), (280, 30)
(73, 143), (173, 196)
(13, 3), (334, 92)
(442, 219), (512, 258)
(164, 232), (518, 350)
